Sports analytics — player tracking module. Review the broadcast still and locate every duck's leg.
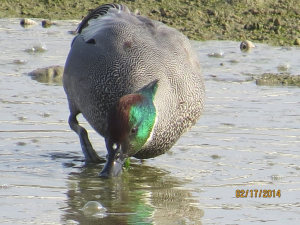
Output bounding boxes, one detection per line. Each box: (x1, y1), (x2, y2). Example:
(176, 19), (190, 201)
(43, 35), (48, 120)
(68, 113), (105, 163)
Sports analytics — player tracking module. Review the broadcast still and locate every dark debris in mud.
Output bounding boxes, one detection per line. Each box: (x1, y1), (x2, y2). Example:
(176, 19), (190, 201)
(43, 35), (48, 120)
(256, 73), (300, 87)
(27, 65), (64, 85)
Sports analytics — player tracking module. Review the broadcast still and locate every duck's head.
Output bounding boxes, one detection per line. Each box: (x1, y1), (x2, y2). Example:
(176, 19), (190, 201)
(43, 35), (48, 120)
(99, 80), (158, 177)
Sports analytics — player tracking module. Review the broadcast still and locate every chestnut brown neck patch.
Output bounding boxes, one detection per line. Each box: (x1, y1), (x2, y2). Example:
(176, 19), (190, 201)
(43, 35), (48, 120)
(107, 94), (143, 143)
(106, 80), (158, 155)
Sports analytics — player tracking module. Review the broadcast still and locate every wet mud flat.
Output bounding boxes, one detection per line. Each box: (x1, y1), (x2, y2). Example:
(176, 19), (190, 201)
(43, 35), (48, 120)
(0, 19), (300, 224)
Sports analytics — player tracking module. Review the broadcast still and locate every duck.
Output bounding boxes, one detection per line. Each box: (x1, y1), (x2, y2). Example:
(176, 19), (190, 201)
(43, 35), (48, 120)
(63, 3), (205, 177)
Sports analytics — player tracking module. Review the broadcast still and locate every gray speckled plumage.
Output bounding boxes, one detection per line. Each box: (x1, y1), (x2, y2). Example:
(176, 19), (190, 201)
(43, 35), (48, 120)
(63, 4), (205, 160)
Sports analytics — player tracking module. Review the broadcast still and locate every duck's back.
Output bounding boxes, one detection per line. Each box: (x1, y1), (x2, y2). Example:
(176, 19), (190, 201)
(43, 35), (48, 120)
(63, 4), (205, 159)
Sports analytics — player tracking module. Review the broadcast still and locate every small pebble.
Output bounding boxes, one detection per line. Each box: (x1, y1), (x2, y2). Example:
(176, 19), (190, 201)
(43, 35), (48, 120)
(65, 220), (79, 225)
(20, 18), (38, 27)
(277, 62), (290, 71)
(294, 166), (300, 171)
(31, 139), (39, 143)
(42, 20), (53, 28)
(17, 116), (27, 121)
(16, 142), (26, 146)
(281, 46), (292, 50)
(229, 59), (239, 63)
(24, 42), (47, 52)
(42, 112), (51, 117)
(13, 59), (27, 64)
(271, 174), (283, 180)
(240, 40), (255, 52)
(0, 183), (11, 189)
(208, 50), (225, 58)
(211, 154), (221, 159)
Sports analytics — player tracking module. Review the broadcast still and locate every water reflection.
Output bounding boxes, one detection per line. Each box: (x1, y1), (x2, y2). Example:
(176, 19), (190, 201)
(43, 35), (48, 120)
(61, 162), (204, 224)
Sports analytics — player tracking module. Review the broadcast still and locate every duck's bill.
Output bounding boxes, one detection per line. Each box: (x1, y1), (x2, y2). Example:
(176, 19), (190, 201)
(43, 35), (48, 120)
(99, 150), (125, 177)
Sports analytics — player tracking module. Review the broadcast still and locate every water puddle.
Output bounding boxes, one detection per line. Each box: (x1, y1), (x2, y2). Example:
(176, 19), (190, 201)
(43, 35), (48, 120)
(0, 18), (299, 224)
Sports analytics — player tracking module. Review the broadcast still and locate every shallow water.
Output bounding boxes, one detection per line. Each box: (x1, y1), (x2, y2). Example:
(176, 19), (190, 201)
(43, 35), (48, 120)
(0, 18), (299, 225)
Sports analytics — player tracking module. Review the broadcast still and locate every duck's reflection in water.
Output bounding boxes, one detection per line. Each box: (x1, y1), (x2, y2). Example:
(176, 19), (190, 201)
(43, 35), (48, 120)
(61, 162), (204, 224)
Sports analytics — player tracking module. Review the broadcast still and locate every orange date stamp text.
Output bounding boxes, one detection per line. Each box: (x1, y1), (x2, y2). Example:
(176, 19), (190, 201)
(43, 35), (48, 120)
(236, 189), (281, 198)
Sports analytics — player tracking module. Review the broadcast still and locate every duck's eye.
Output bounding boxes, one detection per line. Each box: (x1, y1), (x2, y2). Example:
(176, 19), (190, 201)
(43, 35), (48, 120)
(131, 127), (138, 134)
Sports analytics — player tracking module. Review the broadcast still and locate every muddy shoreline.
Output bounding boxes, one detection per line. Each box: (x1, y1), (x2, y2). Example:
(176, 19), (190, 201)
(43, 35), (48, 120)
(1, 0), (300, 46)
